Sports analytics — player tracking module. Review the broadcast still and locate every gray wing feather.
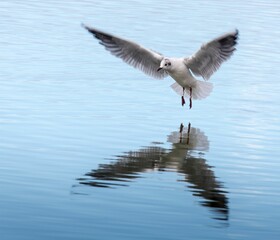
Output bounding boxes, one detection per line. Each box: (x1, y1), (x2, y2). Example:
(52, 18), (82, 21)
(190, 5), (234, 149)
(184, 30), (238, 80)
(83, 24), (168, 79)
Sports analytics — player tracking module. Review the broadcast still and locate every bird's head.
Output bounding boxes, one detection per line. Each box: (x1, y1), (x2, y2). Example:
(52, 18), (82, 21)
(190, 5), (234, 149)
(157, 58), (172, 72)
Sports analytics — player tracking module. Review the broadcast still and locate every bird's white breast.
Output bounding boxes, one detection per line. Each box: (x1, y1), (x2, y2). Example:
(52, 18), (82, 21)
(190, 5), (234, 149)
(168, 58), (197, 87)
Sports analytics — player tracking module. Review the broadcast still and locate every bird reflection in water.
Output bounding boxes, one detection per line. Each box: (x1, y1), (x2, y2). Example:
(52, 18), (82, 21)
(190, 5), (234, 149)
(77, 123), (228, 221)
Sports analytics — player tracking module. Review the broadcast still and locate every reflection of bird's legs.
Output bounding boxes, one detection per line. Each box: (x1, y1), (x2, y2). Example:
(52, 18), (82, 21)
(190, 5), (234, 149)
(179, 123), (184, 143)
(189, 87), (192, 109)
(181, 87), (185, 106)
(187, 122), (191, 145)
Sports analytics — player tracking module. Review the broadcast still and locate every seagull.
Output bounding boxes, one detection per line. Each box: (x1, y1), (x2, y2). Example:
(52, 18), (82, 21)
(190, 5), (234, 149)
(83, 24), (238, 108)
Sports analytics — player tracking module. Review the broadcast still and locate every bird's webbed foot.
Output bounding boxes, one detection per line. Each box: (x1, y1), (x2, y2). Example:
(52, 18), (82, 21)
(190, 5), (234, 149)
(181, 96), (186, 106)
(181, 87), (186, 106)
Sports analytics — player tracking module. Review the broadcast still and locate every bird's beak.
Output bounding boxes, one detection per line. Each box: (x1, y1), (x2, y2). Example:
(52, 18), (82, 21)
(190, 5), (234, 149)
(157, 67), (162, 72)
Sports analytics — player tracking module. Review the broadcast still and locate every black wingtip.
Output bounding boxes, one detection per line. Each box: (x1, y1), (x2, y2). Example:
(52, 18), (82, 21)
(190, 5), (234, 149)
(81, 24), (98, 37)
(235, 29), (239, 38)
(81, 23), (90, 31)
(81, 24), (114, 42)
(232, 29), (239, 42)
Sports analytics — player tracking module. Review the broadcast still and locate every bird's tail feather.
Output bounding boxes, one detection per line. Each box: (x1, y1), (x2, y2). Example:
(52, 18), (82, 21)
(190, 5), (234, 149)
(170, 80), (213, 100)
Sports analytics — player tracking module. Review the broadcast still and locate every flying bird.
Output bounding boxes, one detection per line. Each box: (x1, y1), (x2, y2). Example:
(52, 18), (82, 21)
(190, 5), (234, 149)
(83, 24), (238, 108)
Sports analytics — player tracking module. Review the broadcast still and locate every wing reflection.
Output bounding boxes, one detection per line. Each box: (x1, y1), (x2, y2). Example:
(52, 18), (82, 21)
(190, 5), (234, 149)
(77, 123), (228, 221)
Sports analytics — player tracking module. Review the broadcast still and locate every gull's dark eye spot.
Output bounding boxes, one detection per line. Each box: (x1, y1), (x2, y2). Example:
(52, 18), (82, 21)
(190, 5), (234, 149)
(165, 63), (167, 66)
(168, 62), (171, 66)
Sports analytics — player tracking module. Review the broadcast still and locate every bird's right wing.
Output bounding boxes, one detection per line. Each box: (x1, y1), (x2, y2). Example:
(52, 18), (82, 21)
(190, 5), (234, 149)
(184, 30), (238, 80)
(83, 24), (168, 79)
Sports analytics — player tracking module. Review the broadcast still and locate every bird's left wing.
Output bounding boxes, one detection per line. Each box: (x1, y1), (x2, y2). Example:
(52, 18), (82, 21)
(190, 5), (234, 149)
(184, 30), (238, 80)
(83, 24), (168, 79)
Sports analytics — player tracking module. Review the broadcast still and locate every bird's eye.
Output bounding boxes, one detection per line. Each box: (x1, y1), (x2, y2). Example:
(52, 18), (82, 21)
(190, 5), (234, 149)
(165, 63), (167, 66)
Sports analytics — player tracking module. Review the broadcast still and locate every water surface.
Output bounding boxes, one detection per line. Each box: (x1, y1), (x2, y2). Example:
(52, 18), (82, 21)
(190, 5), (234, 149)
(1, 0), (280, 239)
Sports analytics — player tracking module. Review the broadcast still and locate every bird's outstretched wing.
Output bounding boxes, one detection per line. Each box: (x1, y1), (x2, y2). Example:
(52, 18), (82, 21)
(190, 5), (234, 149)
(83, 24), (168, 79)
(184, 30), (238, 80)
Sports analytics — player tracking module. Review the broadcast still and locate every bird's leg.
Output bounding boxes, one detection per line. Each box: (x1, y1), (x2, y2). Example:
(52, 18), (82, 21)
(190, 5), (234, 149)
(189, 87), (192, 109)
(181, 87), (185, 106)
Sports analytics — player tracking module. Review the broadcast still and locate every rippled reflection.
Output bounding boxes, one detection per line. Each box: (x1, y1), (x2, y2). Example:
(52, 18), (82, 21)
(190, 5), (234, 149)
(77, 123), (228, 221)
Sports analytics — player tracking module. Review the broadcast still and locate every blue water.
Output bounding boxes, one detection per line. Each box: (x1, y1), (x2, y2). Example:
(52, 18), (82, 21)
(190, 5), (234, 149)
(1, 0), (280, 239)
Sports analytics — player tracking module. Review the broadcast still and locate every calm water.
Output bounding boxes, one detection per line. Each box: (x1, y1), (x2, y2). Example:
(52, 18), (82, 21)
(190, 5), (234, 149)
(1, 0), (280, 239)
